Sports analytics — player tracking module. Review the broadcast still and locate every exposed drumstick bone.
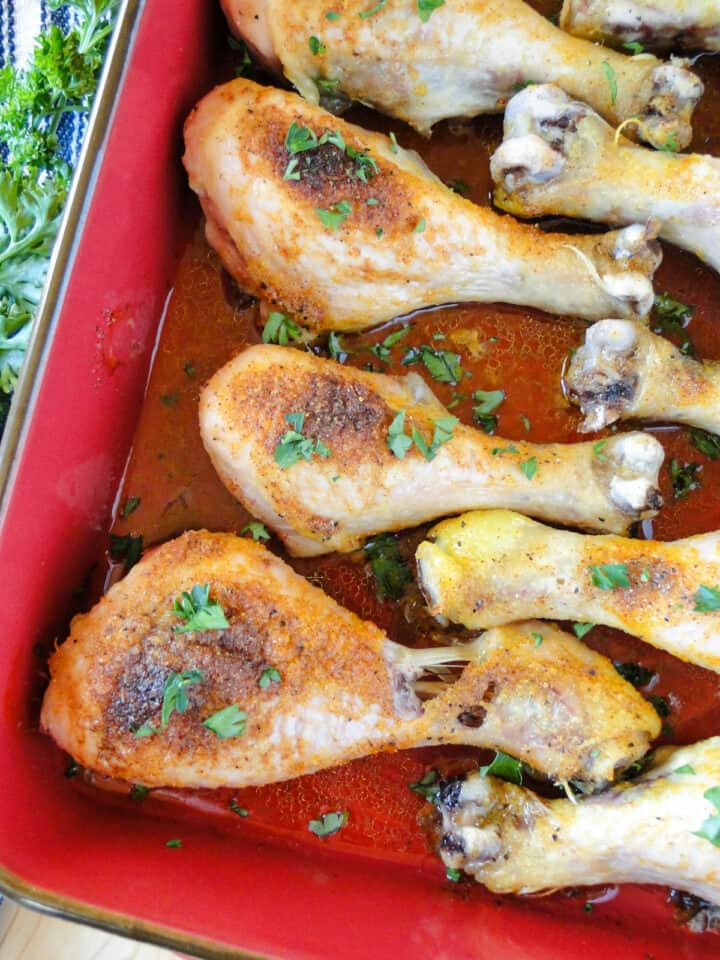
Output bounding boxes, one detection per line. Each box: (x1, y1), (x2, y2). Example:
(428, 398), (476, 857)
(491, 84), (720, 273)
(565, 319), (720, 434)
(221, 0), (702, 148)
(199, 345), (664, 556)
(40, 531), (659, 789)
(417, 509), (720, 673)
(560, 0), (720, 53)
(437, 737), (720, 904)
(182, 78), (662, 333)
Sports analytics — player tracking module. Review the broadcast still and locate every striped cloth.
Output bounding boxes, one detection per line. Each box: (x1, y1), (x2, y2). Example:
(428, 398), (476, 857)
(0, 0), (89, 166)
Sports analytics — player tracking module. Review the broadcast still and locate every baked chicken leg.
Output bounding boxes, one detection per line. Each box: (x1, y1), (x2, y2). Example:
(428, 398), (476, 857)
(491, 84), (720, 272)
(437, 738), (720, 903)
(561, 0), (720, 53)
(417, 509), (720, 673)
(566, 319), (720, 434)
(199, 345), (664, 556)
(40, 532), (659, 789)
(221, 0), (702, 148)
(183, 78), (662, 333)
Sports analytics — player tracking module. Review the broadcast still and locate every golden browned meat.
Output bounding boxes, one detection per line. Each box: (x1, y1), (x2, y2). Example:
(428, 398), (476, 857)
(491, 84), (720, 272)
(561, 0), (720, 52)
(199, 344), (664, 556)
(437, 738), (720, 904)
(566, 319), (720, 433)
(40, 532), (659, 789)
(221, 0), (702, 148)
(182, 78), (663, 333)
(417, 509), (720, 673)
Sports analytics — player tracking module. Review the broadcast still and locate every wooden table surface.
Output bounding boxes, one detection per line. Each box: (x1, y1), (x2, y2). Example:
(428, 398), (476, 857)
(0, 898), (176, 959)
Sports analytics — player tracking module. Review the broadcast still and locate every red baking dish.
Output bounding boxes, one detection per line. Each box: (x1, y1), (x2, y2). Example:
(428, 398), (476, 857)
(1, 0), (719, 957)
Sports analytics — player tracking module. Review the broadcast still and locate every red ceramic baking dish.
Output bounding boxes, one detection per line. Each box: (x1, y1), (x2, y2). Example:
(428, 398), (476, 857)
(1, 0), (720, 956)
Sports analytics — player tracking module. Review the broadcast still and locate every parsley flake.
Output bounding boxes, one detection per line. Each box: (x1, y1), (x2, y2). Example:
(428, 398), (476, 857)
(447, 179), (470, 196)
(689, 428), (720, 460)
(519, 456), (538, 481)
(412, 416), (458, 461)
(130, 784), (150, 802)
(262, 311), (304, 345)
(316, 200), (352, 230)
(259, 667), (282, 689)
(573, 622), (595, 639)
(602, 60), (618, 104)
(491, 444), (518, 456)
(694, 585), (720, 612)
(670, 458), (701, 500)
(308, 35), (326, 54)
(623, 40), (644, 54)
(660, 132), (679, 154)
(109, 533), (143, 570)
(614, 662), (656, 688)
(166, 838), (182, 849)
(120, 496), (140, 518)
(417, 0), (445, 21)
(230, 799), (249, 816)
(592, 439), (608, 462)
(359, 0), (387, 16)
(414, 217), (426, 234)
(531, 631), (543, 647)
(387, 410), (414, 458)
(409, 768), (440, 802)
(309, 810), (348, 837)
(172, 584), (229, 633)
(446, 867), (462, 882)
(274, 411), (332, 468)
(364, 532), (412, 600)
(479, 751), (523, 784)
(389, 131), (399, 154)
(402, 343), (463, 383)
(589, 563), (631, 590)
(161, 670), (205, 728)
(653, 293), (695, 355)
(472, 389), (504, 434)
(203, 704), (247, 739)
(240, 521), (270, 542)
(693, 787), (720, 847)
(370, 325), (409, 362)
(325, 10), (341, 19)
(674, 764), (696, 775)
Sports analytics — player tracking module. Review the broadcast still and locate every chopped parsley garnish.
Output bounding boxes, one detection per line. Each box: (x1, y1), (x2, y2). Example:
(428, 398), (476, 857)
(133, 669), (205, 738)
(328, 330), (348, 362)
(653, 292), (695, 355)
(166, 838), (182, 848)
(309, 810), (348, 837)
(389, 131), (399, 153)
(230, 799), (249, 816)
(614, 662), (656, 688)
(172, 584), (229, 633)
(240, 521), (270, 542)
(674, 764), (696, 775)
(660, 132), (679, 154)
(109, 533), (143, 570)
(160, 391), (179, 407)
(387, 410), (458, 461)
(623, 40), (644, 54)
(447, 178), (470, 196)
(359, 0), (386, 17)
(130, 784), (150, 802)
(370, 325), (409, 362)
(520, 415), (531, 432)
(531, 631), (543, 647)
(689, 428), (720, 460)
(262, 311), (304, 345)
(693, 787), (720, 847)
(491, 444), (518, 456)
(417, 0), (445, 21)
(183, 361), (196, 378)
(573, 622), (595, 639)
(274, 411), (331, 468)
(308, 35), (327, 54)
(592, 439), (608, 462)
(588, 563), (631, 590)
(402, 343), (462, 383)
(519, 456), (538, 481)
(364, 532), (412, 600)
(472, 389), (504, 434)
(120, 496), (140, 518)
(316, 200), (352, 230)
(316, 77), (340, 92)
(479, 751), (523, 784)
(326, 10), (341, 19)
(694, 584), (720, 612)
(203, 704), (247, 739)
(387, 410), (414, 458)
(650, 695), (670, 718)
(285, 122), (320, 155)
(409, 768), (440, 802)
(446, 867), (462, 882)
(259, 667), (282, 689)
(640, 566), (651, 583)
(346, 144), (379, 182)
(670, 458), (701, 500)
(602, 60), (617, 104)
(414, 217), (426, 234)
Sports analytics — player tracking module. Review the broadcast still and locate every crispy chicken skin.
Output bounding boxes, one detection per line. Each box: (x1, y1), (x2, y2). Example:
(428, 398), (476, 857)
(40, 533), (659, 788)
(220, 0), (702, 148)
(199, 345), (664, 556)
(417, 509), (720, 673)
(438, 738), (720, 903)
(491, 84), (720, 273)
(183, 79), (663, 333)
(566, 319), (720, 433)
(561, 0), (720, 52)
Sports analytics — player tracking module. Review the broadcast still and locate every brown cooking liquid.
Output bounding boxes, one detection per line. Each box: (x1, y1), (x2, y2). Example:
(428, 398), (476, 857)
(90, 7), (720, 925)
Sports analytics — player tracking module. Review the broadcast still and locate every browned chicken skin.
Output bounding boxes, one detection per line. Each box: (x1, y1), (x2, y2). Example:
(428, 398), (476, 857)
(40, 532), (659, 789)
(183, 78), (662, 333)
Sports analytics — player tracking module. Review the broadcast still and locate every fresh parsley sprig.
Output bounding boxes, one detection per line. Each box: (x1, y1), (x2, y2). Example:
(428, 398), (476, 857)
(274, 411), (331, 468)
(172, 584), (230, 633)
